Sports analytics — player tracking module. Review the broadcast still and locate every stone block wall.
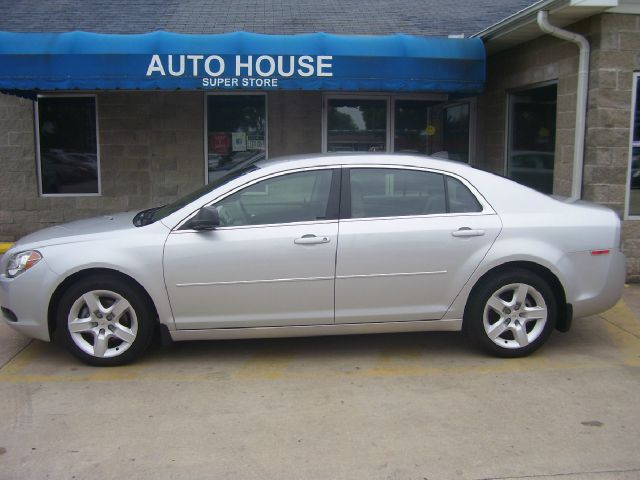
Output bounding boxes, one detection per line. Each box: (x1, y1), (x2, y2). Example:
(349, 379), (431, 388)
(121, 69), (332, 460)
(268, 91), (322, 157)
(476, 13), (640, 279)
(0, 91), (204, 241)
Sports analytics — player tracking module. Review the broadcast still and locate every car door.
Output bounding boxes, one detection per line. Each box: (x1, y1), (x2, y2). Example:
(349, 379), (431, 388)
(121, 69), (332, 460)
(335, 167), (501, 324)
(164, 167), (340, 329)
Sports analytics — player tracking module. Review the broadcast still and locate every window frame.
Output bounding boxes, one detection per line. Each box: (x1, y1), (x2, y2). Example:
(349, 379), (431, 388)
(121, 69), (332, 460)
(625, 72), (640, 220)
(322, 93), (447, 154)
(203, 91), (268, 185)
(340, 165), (491, 221)
(34, 93), (101, 197)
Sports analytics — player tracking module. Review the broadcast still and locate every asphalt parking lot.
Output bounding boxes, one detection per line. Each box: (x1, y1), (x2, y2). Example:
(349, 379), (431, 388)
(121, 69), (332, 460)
(1, 286), (639, 480)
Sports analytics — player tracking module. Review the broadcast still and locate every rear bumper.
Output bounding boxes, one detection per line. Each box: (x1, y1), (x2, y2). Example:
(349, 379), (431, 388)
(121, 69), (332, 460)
(568, 250), (626, 319)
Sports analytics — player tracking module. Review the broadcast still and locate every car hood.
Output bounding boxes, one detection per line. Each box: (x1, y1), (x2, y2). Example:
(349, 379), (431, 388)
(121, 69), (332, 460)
(14, 211), (139, 250)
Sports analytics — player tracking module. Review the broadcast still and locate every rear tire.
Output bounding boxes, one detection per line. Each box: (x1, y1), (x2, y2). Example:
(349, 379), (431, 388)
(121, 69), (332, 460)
(464, 269), (556, 357)
(57, 275), (155, 366)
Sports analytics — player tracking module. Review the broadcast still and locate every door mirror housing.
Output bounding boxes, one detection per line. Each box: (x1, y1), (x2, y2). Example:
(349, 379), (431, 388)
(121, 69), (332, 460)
(190, 206), (220, 231)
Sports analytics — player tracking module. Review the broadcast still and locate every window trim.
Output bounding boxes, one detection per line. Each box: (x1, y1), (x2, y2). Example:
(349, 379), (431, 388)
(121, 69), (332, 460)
(34, 93), (101, 197)
(203, 91), (268, 185)
(322, 93), (447, 154)
(625, 72), (640, 220)
(340, 165), (493, 222)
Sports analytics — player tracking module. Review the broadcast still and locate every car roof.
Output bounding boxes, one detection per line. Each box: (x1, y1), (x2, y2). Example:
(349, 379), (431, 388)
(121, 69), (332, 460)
(255, 153), (479, 176)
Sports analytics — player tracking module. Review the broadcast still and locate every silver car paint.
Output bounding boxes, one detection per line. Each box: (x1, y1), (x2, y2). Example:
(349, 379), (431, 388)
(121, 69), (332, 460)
(0, 154), (626, 344)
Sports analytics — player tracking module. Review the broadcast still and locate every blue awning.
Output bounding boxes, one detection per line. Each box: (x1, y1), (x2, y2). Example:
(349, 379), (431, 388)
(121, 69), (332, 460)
(0, 31), (485, 93)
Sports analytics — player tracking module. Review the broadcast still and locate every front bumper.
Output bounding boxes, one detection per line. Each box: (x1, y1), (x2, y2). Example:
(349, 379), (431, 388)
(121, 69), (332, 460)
(0, 255), (58, 342)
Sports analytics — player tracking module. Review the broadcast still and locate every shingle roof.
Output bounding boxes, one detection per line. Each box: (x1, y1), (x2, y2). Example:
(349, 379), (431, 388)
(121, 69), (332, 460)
(0, 0), (537, 37)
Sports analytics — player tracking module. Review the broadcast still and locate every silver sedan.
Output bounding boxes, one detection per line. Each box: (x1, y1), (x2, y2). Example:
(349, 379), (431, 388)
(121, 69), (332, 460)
(0, 154), (626, 365)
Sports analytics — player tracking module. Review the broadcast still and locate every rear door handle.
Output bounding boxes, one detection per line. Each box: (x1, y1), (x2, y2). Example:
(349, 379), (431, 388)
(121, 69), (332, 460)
(294, 234), (331, 245)
(451, 227), (485, 238)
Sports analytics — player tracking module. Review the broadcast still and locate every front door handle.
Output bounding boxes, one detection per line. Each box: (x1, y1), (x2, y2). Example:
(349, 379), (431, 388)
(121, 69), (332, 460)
(294, 234), (331, 245)
(451, 227), (485, 238)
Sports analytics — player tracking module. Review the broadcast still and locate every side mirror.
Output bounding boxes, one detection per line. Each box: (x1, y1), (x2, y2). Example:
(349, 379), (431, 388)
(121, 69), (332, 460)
(190, 206), (220, 231)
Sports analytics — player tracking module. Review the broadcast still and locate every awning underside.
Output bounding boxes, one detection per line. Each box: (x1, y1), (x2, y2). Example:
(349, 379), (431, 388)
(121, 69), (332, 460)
(0, 31), (486, 93)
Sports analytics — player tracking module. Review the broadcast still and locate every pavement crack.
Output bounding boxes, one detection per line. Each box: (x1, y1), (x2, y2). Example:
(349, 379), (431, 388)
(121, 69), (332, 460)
(0, 339), (33, 370)
(601, 316), (640, 341)
(473, 467), (640, 480)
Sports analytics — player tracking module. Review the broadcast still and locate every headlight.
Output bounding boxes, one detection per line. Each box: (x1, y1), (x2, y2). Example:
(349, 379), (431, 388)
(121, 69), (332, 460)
(6, 251), (42, 278)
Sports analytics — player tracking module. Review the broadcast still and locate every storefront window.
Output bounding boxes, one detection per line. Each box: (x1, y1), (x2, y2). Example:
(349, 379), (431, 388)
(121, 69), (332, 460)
(628, 75), (640, 217)
(394, 100), (431, 154)
(207, 94), (266, 183)
(443, 103), (470, 163)
(326, 98), (387, 152)
(507, 84), (557, 194)
(37, 96), (99, 195)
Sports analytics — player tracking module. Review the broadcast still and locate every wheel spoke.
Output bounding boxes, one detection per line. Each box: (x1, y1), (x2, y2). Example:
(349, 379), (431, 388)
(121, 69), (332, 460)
(522, 305), (547, 321)
(512, 284), (529, 307)
(486, 319), (509, 340)
(112, 323), (136, 344)
(68, 318), (95, 334)
(93, 331), (109, 358)
(487, 296), (507, 314)
(108, 298), (131, 321)
(82, 292), (102, 314)
(513, 323), (529, 347)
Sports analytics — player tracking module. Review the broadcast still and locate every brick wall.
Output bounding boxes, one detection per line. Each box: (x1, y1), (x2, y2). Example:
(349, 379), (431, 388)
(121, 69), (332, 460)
(476, 13), (640, 279)
(268, 91), (322, 157)
(0, 91), (204, 241)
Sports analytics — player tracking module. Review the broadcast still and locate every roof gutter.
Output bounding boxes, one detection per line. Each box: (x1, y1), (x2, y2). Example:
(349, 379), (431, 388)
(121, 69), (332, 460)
(537, 10), (590, 200)
(472, 0), (569, 40)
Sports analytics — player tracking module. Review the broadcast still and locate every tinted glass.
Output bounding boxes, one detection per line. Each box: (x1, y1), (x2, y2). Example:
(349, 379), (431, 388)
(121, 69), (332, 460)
(207, 95), (266, 183)
(443, 103), (470, 163)
(350, 169), (446, 218)
(327, 99), (386, 152)
(394, 100), (433, 154)
(215, 170), (333, 226)
(38, 97), (98, 195)
(446, 176), (482, 213)
(507, 84), (557, 194)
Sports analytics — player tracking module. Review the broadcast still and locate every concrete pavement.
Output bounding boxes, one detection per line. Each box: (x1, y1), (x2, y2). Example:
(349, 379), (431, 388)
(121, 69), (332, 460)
(0, 286), (639, 480)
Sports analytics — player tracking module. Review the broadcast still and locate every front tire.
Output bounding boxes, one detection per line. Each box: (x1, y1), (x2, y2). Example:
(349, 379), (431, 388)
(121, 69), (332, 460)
(465, 269), (556, 357)
(57, 275), (155, 366)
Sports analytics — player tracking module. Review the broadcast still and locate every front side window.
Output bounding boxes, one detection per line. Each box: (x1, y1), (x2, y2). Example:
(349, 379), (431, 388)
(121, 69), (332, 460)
(37, 96), (99, 195)
(326, 98), (387, 152)
(215, 169), (335, 227)
(207, 94), (266, 183)
(349, 168), (482, 219)
(628, 75), (640, 217)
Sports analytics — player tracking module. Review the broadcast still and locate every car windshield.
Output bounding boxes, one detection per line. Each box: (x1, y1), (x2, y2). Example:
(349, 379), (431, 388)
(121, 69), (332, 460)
(143, 162), (260, 225)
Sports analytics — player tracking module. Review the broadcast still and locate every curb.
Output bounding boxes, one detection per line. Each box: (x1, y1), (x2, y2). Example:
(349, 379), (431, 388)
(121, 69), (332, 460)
(0, 243), (14, 255)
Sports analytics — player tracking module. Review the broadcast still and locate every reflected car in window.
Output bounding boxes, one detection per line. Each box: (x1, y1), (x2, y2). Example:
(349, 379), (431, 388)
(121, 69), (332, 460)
(0, 154), (626, 366)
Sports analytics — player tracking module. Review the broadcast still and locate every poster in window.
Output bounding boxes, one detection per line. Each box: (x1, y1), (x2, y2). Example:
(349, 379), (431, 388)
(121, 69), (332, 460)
(210, 133), (230, 154)
(232, 132), (247, 152)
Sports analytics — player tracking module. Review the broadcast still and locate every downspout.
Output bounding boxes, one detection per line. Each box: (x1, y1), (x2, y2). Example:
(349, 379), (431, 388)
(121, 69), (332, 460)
(536, 10), (590, 200)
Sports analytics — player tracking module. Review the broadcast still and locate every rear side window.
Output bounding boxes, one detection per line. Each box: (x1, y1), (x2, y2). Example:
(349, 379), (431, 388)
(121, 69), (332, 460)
(446, 176), (482, 213)
(348, 168), (482, 218)
(350, 168), (446, 218)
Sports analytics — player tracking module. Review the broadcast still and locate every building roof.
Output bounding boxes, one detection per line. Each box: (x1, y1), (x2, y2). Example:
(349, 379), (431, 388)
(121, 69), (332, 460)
(0, 0), (537, 37)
